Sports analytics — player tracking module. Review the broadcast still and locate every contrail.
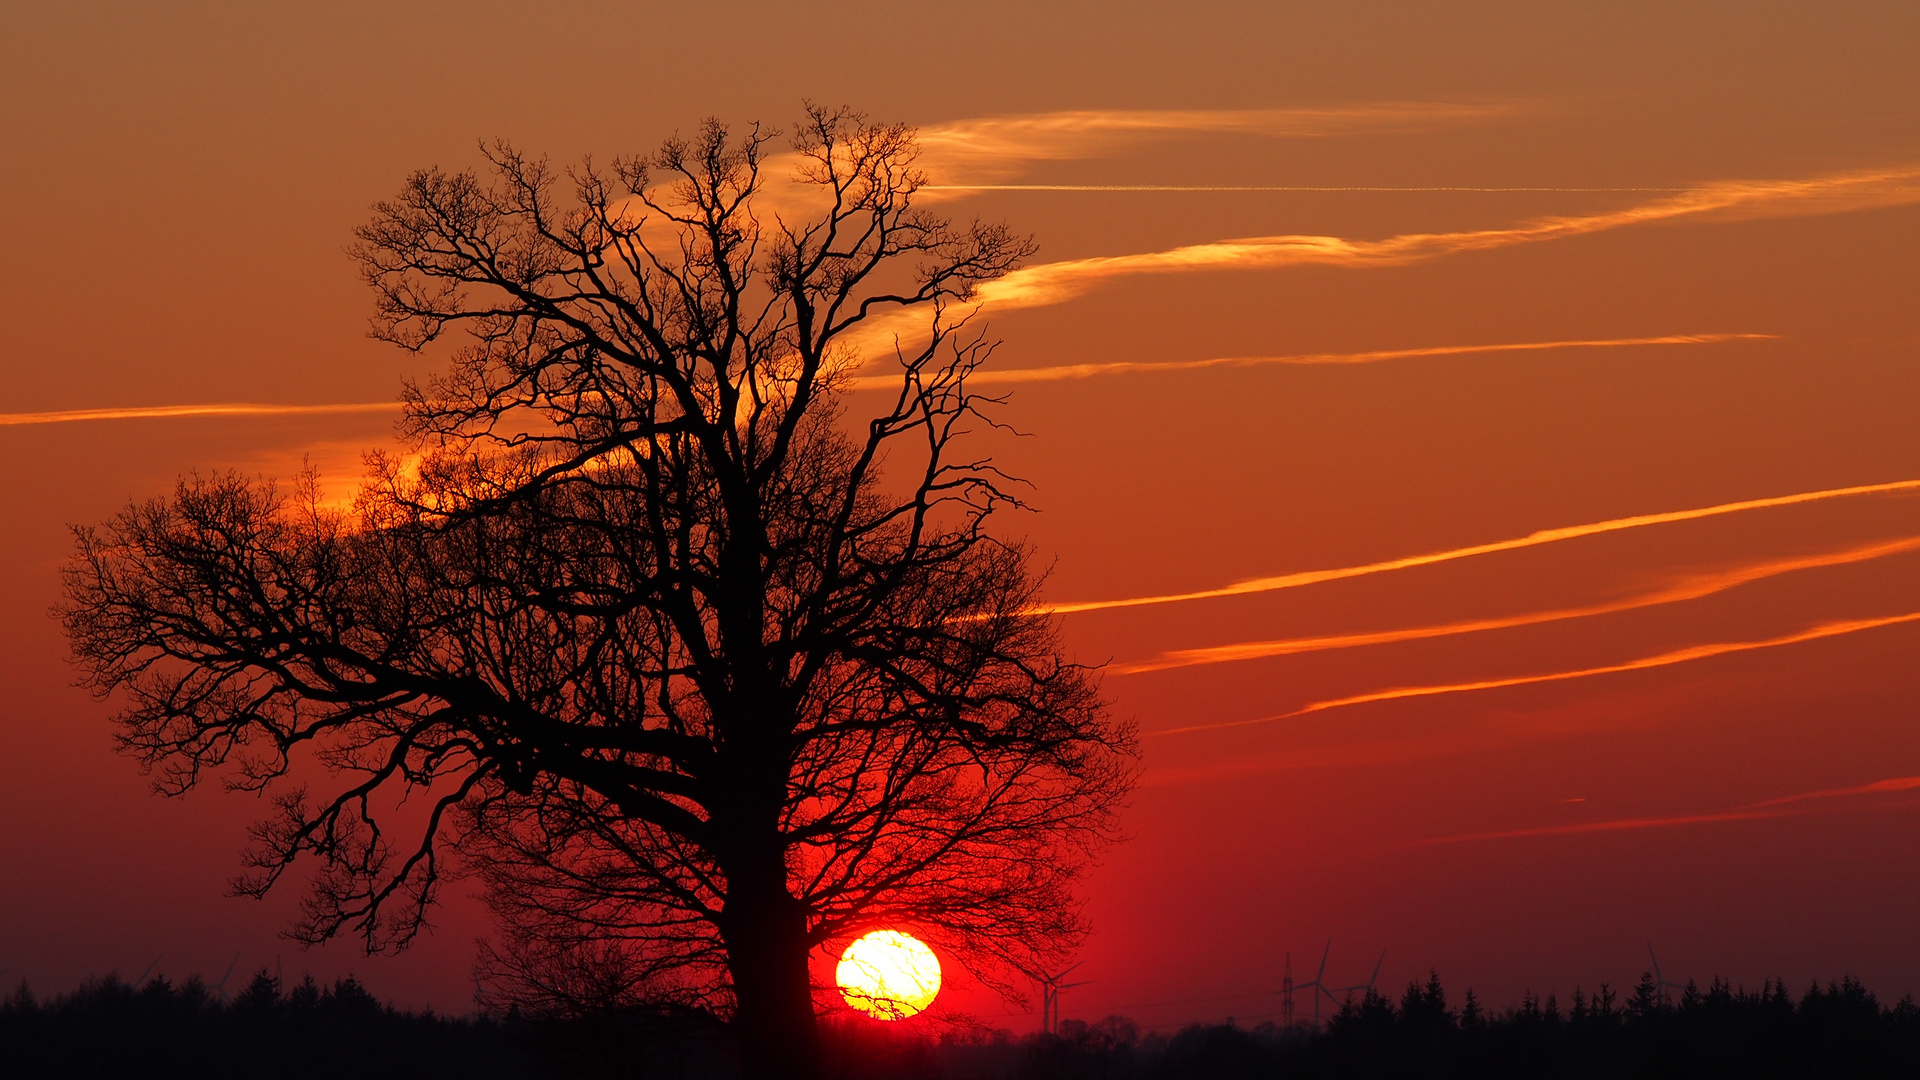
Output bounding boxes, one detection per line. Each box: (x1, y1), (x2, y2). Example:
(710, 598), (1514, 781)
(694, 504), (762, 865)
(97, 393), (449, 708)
(912, 103), (1521, 182)
(923, 184), (1695, 193)
(1049, 477), (1920, 615)
(845, 164), (1920, 358)
(756, 104), (1524, 219)
(1114, 533), (1920, 674)
(845, 332), (1771, 391)
(1740, 774), (1920, 809)
(967, 165), (1920, 312)
(0, 402), (396, 426)
(1147, 610), (1920, 737)
(1423, 775), (1920, 845)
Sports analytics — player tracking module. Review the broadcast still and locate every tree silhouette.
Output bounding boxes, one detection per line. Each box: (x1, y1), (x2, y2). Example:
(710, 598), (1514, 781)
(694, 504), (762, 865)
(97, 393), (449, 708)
(59, 106), (1133, 1080)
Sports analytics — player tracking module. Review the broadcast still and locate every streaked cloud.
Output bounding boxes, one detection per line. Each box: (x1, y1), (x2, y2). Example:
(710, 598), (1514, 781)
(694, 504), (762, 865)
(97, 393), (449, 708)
(0, 402), (395, 426)
(1050, 478), (1920, 616)
(912, 103), (1521, 184)
(841, 163), (1920, 362)
(1423, 775), (1920, 845)
(1115, 534), (1920, 674)
(963, 165), (1920, 313)
(1743, 775), (1920, 808)
(845, 332), (1771, 391)
(750, 103), (1523, 225)
(1148, 610), (1920, 738)
(922, 184), (1689, 193)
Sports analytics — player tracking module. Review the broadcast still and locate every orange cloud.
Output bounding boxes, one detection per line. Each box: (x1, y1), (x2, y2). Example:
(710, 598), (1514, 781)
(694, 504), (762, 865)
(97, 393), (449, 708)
(0, 402), (396, 426)
(964, 164), (1920, 312)
(912, 103), (1521, 184)
(846, 332), (1772, 391)
(923, 184), (1689, 193)
(1051, 478), (1920, 616)
(1150, 610), (1920, 738)
(1115, 534), (1920, 674)
(842, 163), (1920, 360)
(739, 104), (1523, 227)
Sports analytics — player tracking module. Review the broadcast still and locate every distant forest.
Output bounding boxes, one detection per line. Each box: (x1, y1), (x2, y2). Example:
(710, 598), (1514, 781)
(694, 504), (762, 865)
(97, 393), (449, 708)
(5, 968), (1920, 1079)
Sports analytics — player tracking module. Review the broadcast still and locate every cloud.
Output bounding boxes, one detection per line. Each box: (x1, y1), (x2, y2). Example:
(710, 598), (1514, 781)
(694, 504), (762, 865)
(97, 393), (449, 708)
(844, 332), (1772, 391)
(1740, 774), (1920, 810)
(839, 163), (1920, 362)
(1422, 775), (1920, 846)
(961, 165), (1920, 313)
(743, 103), (1522, 228)
(921, 184), (1691, 193)
(911, 103), (1522, 184)
(1114, 533), (1920, 674)
(1148, 610), (1920, 738)
(1049, 477), (1920, 616)
(0, 402), (396, 426)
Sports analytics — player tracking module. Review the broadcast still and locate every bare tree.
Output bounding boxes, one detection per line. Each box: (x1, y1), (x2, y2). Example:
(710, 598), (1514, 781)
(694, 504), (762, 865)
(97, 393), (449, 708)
(60, 106), (1133, 1080)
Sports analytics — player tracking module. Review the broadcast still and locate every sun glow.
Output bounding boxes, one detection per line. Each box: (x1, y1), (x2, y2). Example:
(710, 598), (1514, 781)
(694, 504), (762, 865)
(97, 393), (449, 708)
(836, 931), (942, 1021)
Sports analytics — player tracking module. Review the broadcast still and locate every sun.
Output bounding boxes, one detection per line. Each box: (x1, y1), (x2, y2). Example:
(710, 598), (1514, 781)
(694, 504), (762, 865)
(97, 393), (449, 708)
(836, 930), (942, 1020)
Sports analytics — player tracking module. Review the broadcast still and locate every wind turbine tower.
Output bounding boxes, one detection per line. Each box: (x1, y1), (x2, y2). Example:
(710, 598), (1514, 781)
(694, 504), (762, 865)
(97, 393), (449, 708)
(1038, 962), (1090, 1035)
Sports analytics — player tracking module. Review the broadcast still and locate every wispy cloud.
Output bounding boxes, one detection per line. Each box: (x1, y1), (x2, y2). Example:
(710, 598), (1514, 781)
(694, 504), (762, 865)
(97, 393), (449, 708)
(922, 184), (1690, 193)
(962, 165), (1920, 313)
(1115, 534), (1920, 674)
(1148, 610), (1920, 738)
(1049, 478), (1920, 616)
(1743, 775), (1920, 809)
(0, 402), (396, 427)
(1422, 775), (1920, 845)
(753, 104), (1524, 225)
(840, 163), (1920, 362)
(845, 332), (1771, 391)
(912, 103), (1521, 184)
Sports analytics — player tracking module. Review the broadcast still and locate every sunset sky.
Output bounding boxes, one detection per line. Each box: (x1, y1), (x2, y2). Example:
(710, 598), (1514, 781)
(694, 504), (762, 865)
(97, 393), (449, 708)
(3, 1), (1918, 1029)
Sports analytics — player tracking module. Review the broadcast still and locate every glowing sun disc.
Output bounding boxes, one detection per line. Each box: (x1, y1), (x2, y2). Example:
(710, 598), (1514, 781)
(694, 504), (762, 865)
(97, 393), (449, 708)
(836, 930), (941, 1020)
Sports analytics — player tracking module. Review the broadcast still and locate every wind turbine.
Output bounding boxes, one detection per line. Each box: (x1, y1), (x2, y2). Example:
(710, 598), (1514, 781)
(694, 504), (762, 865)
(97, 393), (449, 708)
(1646, 945), (1687, 1008)
(1350, 951), (1387, 997)
(1322, 950), (1386, 1017)
(1037, 962), (1090, 1035)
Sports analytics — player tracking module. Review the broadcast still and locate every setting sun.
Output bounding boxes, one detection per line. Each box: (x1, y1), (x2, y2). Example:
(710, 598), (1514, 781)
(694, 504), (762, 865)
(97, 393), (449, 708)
(836, 931), (942, 1020)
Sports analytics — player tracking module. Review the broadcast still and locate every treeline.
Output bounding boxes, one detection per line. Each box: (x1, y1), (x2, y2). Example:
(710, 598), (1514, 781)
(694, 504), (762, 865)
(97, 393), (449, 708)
(0, 970), (728, 1080)
(8, 968), (1920, 1079)
(942, 972), (1920, 1080)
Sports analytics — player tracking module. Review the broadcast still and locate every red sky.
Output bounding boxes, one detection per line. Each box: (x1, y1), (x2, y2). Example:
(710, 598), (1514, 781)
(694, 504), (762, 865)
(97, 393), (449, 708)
(3, 0), (1918, 1029)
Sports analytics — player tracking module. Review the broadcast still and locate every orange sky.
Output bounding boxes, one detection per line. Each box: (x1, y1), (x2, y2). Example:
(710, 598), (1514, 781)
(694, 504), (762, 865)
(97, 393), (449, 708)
(2, 0), (1918, 1028)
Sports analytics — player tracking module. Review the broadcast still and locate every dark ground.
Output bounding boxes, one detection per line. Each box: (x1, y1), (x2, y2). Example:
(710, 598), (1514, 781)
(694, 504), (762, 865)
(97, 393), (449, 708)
(6, 968), (1919, 1078)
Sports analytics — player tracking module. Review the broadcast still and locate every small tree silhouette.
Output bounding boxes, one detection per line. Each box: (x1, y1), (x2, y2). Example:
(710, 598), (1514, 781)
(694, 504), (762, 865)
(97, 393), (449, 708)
(60, 105), (1134, 1080)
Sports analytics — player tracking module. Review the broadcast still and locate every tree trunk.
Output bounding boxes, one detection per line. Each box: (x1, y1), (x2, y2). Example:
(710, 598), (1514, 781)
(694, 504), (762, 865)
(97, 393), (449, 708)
(724, 871), (821, 1080)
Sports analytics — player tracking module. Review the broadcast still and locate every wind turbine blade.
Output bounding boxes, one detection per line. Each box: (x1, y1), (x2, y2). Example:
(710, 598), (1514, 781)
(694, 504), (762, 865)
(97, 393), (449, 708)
(1316, 941), (1331, 983)
(1368, 951), (1385, 989)
(135, 956), (162, 986)
(216, 952), (242, 1002)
